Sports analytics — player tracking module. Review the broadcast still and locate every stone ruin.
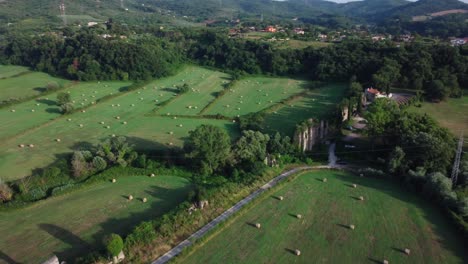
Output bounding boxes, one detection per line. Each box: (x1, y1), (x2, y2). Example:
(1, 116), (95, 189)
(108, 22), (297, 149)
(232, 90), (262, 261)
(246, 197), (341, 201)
(294, 119), (329, 152)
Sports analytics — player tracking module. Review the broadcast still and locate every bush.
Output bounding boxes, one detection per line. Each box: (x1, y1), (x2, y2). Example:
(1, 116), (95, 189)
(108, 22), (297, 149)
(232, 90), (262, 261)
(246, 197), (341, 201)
(60, 102), (74, 114)
(134, 154), (147, 168)
(51, 183), (76, 196)
(125, 222), (157, 246)
(104, 233), (124, 257)
(92, 156), (107, 171)
(358, 167), (386, 178)
(0, 181), (13, 203)
(46, 82), (60, 91)
(23, 187), (47, 201)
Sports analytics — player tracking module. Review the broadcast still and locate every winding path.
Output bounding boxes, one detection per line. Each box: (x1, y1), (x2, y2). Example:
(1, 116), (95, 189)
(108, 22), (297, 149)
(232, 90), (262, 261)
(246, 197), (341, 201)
(151, 165), (340, 264)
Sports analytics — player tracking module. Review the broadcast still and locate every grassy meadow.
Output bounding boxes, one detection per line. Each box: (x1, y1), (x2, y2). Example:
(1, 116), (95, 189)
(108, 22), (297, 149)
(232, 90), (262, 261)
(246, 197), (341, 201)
(0, 65), (30, 79)
(178, 170), (468, 264)
(408, 96), (468, 135)
(205, 77), (308, 117)
(0, 70), (70, 101)
(0, 175), (192, 263)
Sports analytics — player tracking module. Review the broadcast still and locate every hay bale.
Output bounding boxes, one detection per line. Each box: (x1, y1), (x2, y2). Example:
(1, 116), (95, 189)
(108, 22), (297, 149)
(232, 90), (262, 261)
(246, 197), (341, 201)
(56, 138), (61, 142)
(352, 184), (357, 188)
(404, 248), (411, 255)
(194, 106), (198, 109)
(128, 195), (133, 201)
(81, 110), (86, 113)
(31, 109), (35, 112)
(29, 144), (35, 148)
(349, 224), (355, 230)
(131, 104), (135, 106)
(143, 197), (147, 203)
(91, 101), (96, 105)
(279, 196), (284, 201)
(112, 178), (116, 183)
(178, 124), (183, 127)
(150, 173), (156, 177)
(173, 117), (177, 120)
(117, 104), (120, 107)
(383, 260), (389, 264)
(360, 173), (364, 177)
(169, 131), (174, 135)
(80, 103), (85, 106)
(296, 214), (302, 219)
(123, 121), (127, 125)
(112, 104), (115, 107)
(140, 97), (144, 100)
(19, 144), (25, 148)
(295, 249), (301, 256)
(100, 121), (105, 124)
(10, 109), (15, 112)
(115, 116), (120, 120)
(111, 134), (116, 137)
(36, 103), (40, 106)
(323, 178), (327, 182)
(255, 223), (261, 229)
(79, 124), (84, 127)
(167, 113), (171, 116)
(106, 126), (111, 129)
(169, 142), (173, 146)
(232, 120), (236, 123)
(67, 118), (72, 121)
(359, 196), (364, 201)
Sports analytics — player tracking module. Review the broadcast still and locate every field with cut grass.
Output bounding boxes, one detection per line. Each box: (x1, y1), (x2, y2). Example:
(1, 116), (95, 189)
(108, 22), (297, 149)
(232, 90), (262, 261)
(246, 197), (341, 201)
(178, 170), (468, 264)
(0, 175), (192, 263)
(408, 96), (468, 135)
(0, 71), (70, 102)
(0, 65), (30, 79)
(263, 83), (346, 136)
(205, 77), (308, 117)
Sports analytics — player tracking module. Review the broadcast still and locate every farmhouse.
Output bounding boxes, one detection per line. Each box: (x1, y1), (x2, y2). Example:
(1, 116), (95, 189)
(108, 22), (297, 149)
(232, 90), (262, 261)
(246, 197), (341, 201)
(265, 26), (277, 33)
(365, 87), (391, 102)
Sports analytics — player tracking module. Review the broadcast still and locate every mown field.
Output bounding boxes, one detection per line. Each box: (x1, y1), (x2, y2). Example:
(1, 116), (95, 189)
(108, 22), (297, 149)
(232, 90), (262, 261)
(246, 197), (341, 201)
(178, 170), (468, 264)
(0, 69), (70, 101)
(0, 175), (192, 263)
(0, 65), (30, 79)
(408, 96), (468, 135)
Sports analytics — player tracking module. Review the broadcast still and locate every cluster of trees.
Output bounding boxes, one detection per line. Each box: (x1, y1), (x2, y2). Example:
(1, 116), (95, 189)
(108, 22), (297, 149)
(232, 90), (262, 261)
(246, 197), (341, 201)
(184, 125), (296, 182)
(56, 92), (74, 114)
(364, 98), (467, 224)
(0, 31), (182, 81)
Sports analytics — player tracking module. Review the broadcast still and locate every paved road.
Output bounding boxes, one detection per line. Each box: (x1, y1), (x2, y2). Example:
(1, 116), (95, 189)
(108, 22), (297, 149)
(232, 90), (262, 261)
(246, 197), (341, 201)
(151, 166), (335, 264)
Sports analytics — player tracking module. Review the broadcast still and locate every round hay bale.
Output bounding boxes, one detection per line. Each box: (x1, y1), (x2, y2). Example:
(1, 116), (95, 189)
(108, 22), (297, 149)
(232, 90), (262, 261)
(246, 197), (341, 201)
(143, 197), (148, 203)
(117, 104), (120, 107)
(112, 178), (116, 183)
(84, 98), (88, 101)
(150, 173), (156, 177)
(106, 126), (111, 129)
(115, 116), (120, 120)
(360, 173), (364, 177)
(167, 113), (171, 116)
(383, 260), (389, 264)
(79, 124), (84, 127)
(359, 196), (364, 201)
(279, 196), (284, 201)
(169, 142), (173, 146)
(140, 97), (144, 100)
(29, 144), (35, 148)
(92, 95), (95, 98)
(36, 103), (40, 106)
(352, 184), (357, 188)
(232, 120), (236, 123)
(81, 110), (86, 113)
(404, 248), (411, 255)
(10, 109), (15, 112)
(173, 117), (177, 120)
(92, 101), (96, 105)
(123, 121), (127, 125)
(67, 118), (72, 121)
(81, 94), (85, 97)
(255, 223), (261, 229)
(296, 214), (302, 219)
(169, 131), (174, 135)
(19, 144), (25, 148)
(128, 195), (133, 201)
(131, 104), (135, 106)
(349, 224), (355, 230)
(31, 109), (35, 112)
(112, 104), (115, 107)
(80, 103), (85, 106)
(323, 178), (327, 182)
(111, 134), (116, 137)
(194, 106), (198, 109)
(137, 91), (141, 94)
(56, 138), (61, 142)
(295, 249), (301, 256)
(178, 124), (183, 127)
(100, 121), (105, 124)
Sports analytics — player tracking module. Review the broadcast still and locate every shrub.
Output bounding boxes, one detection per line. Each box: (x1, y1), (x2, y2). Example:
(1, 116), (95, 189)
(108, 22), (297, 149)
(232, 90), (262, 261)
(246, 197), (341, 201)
(51, 183), (76, 196)
(103, 233), (124, 257)
(134, 154), (147, 168)
(358, 167), (386, 178)
(125, 222), (157, 246)
(92, 156), (107, 171)
(60, 102), (74, 114)
(0, 180), (13, 203)
(46, 82), (60, 91)
(25, 187), (47, 201)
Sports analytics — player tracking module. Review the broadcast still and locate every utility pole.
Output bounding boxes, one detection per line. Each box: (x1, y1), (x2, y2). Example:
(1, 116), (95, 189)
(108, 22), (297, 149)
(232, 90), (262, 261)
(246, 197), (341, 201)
(451, 132), (464, 185)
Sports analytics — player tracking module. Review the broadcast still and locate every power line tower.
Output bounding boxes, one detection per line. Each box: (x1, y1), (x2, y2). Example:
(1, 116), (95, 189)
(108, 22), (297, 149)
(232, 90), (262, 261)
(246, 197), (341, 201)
(59, 0), (67, 26)
(451, 132), (464, 185)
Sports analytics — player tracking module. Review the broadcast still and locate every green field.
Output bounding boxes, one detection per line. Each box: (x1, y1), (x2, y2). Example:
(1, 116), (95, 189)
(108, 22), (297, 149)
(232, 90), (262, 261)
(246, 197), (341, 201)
(263, 83), (346, 136)
(0, 65), (30, 79)
(0, 71), (70, 102)
(179, 170), (467, 264)
(0, 175), (191, 263)
(205, 77), (308, 117)
(408, 96), (468, 135)
(0, 81), (130, 140)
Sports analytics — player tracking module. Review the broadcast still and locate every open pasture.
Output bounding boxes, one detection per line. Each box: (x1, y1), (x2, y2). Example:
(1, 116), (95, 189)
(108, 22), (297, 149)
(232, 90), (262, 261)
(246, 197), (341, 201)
(205, 77), (308, 117)
(263, 83), (346, 136)
(0, 175), (192, 263)
(0, 71), (70, 102)
(152, 66), (230, 116)
(179, 170), (467, 264)
(0, 65), (30, 79)
(0, 81), (130, 141)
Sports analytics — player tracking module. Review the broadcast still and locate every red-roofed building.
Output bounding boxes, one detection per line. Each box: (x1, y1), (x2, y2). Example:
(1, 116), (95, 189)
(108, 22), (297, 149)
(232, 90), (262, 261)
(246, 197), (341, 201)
(365, 87), (381, 102)
(265, 26), (277, 33)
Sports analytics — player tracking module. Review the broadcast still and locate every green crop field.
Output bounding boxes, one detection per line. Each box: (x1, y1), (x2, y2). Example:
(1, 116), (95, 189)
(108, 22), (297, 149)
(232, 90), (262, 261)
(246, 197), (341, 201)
(0, 65), (30, 79)
(263, 83), (346, 136)
(0, 71), (70, 102)
(179, 170), (467, 264)
(0, 175), (192, 263)
(205, 77), (308, 117)
(408, 96), (468, 135)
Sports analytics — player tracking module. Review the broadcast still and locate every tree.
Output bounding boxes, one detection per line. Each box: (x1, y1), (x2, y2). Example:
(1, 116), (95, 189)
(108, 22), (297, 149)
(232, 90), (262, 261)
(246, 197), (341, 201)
(103, 233), (123, 257)
(234, 130), (270, 164)
(60, 102), (74, 114)
(176, 83), (190, 94)
(92, 156), (107, 171)
(0, 178), (13, 203)
(268, 132), (294, 155)
(426, 80), (450, 101)
(56, 92), (71, 105)
(239, 112), (265, 131)
(96, 136), (134, 167)
(46, 82), (60, 91)
(387, 146), (405, 174)
(423, 172), (457, 207)
(184, 125), (232, 175)
(364, 98), (399, 136)
(71, 151), (88, 178)
(372, 58), (401, 94)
